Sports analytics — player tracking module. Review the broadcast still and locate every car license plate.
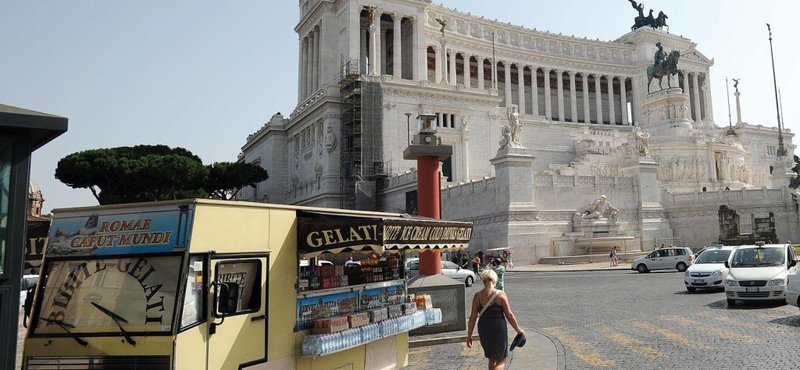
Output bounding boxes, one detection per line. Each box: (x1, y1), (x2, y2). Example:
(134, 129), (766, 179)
(745, 287), (760, 293)
(693, 279), (705, 284)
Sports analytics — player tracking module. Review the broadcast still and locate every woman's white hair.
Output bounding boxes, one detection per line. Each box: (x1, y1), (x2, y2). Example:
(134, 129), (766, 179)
(480, 268), (498, 286)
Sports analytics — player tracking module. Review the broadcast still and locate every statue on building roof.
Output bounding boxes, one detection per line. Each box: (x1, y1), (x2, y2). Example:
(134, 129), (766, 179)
(732, 78), (740, 92)
(365, 6), (378, 27)
(435, 18), (447, 38)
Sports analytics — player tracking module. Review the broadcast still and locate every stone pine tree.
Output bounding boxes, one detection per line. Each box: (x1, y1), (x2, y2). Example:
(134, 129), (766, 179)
(203, 162), (268, 200)
(55, 145), (267, 205)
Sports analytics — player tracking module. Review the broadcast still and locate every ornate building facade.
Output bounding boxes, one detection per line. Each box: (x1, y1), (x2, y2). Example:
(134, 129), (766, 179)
(240, 0), (798, 264)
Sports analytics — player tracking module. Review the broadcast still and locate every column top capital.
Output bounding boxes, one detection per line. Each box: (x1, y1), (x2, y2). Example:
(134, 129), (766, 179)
(566, 70), (576, 76)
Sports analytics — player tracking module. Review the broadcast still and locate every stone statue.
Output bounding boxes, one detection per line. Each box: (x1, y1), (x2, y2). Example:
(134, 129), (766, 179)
(435, 18), (447, 38)
(461, 116), (469, 130)
(365, 6), (378, 27)
(630, 126), (650, 157)
(507, 106), (523, 148)
(499, 125), (512, 149)
(325, 125), (338, 153)
(732, 78), (740, 92)
(579, 195), (620, 222)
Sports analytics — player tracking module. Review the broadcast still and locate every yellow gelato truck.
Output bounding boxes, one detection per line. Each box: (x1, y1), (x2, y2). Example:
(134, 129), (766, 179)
(21, 199), (471, 370)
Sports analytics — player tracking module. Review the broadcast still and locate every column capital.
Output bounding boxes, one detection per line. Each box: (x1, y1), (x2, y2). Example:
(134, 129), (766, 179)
(552, 68), (560, 74)
(390, 12), (403, 21)
(541, 67), (551, 73)
(566, 70), (575, 77)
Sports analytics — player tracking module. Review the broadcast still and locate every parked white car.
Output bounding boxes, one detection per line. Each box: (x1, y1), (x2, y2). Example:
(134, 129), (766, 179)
(631, 247), (694, 273)
(684, 246), (736, 292)
(724, 243), (798, 306)
(787, 270), (800, 309)
(406, 258), (477, 286)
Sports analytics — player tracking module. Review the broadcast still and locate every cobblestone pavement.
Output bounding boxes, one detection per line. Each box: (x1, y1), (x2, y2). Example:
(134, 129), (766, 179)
(504, 270), (800, 369)
(407, 268), (800, 369)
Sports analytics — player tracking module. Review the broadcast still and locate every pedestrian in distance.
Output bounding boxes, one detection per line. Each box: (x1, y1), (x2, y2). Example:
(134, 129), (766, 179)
(472, 254), (481, 276)
(491, 258), (506, 290)
(467, 269), (524, 370)
(609, 246), (619, 267)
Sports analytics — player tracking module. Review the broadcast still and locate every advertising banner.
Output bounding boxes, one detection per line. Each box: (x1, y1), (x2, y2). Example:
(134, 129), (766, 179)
(296, 291), (359, 330)
(46, 205), (193, 257)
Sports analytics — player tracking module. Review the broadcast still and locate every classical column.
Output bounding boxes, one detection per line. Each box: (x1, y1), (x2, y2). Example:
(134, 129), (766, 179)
(369, 17), (378, 75)
(449, 51), (457, 86)
(437, 112), (443, 128)
(582, 73), (591, 124)
(531, 67), (539, 116)
(299, 37), (308, 101)
(620, 77), (629, 125)
(393, 15), (402, 79)
(307, 31), (315, 94)
(441, 40), (449, 84)
(543, 68), (552, 120)
(568, 71), (577, 122)
(703, 72), (714, 121)
(607, 76), (616, 125)
(464, 55), (471, 89)
(434, 46), (442, 83)
(348, 4), (360, 64)
(692, 72), (703, 123)
(595, 74), (603, 124)
(360, 26), (368, 74)
(412, 17), (425, 81)
(556, 69), (565, 121)
(313, 26), (320, 91)
(504, 62), (513, 107)
(518, 65), (526, 114)
(376, 13), (383, 75)
(477, 57), (485, 90)
(682, 71), (692, 121)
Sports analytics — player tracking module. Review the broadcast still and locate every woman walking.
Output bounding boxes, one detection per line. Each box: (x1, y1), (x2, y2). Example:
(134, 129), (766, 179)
(466, 269), (524, 370)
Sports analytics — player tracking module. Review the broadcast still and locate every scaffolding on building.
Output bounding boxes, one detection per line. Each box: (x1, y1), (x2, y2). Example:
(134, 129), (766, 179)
(339, 60), (389, 211)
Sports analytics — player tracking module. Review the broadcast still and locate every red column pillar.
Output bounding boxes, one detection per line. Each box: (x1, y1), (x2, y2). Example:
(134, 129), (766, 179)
(417, 155), (442, 275)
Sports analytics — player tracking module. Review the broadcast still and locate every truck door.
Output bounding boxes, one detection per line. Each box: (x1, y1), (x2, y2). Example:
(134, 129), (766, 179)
(209, 254), (269, 370)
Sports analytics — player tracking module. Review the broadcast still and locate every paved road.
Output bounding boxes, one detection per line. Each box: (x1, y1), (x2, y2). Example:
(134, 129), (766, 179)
(408, 269), (800, 369)
(506, 270), (800, 369)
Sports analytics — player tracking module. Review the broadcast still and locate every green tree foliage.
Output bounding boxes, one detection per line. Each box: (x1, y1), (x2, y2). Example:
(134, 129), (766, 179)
(55, 145), (267, 205)
(204, 162), (269, 200)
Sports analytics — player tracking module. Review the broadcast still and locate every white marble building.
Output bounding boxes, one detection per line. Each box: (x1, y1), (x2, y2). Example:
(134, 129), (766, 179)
(240, 0), (799, 264)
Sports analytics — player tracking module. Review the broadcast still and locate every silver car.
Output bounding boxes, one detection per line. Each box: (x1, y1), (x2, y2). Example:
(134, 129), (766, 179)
(406, 258), (477, 286)
(631, 247), (693, 273)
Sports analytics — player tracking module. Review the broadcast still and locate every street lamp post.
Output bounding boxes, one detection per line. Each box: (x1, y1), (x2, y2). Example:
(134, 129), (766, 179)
(405, 112), (413, 145)
(767, 23), (787, 157)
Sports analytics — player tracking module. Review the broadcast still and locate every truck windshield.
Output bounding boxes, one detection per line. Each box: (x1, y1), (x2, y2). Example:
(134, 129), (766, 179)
(34, 255), (182, 335)
(730, 248), (785, 267)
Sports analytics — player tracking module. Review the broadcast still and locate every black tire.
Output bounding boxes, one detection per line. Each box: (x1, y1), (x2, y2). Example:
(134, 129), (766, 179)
(686, 287), (696, 293)
(676, 262), (687, 272)
(637, 264), (648, 273)
(465, 276), (474, 287)
(727, 298), (736, 307)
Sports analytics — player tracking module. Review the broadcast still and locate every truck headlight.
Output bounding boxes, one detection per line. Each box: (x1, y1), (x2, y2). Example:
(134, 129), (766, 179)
(767, 279), (786, 287)
(725, 280), (738, 287)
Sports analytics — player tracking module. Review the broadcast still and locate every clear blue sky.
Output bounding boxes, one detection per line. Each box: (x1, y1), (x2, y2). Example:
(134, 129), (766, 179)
(1, 0), (797, 213)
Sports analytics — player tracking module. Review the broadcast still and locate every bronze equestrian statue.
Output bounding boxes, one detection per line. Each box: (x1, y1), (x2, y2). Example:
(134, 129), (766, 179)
(647, 42), (681, 93)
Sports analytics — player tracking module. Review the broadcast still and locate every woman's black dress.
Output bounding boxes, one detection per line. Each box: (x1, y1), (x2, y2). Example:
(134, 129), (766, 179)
(477, 301), (508, 360)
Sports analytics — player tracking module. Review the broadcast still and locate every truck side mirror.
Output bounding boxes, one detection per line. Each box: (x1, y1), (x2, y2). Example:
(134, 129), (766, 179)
(217, 282), (240, 315)
(210, 282), (239, 335)
(724, 261), (729, 268)
(790, 259), (797, 268)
